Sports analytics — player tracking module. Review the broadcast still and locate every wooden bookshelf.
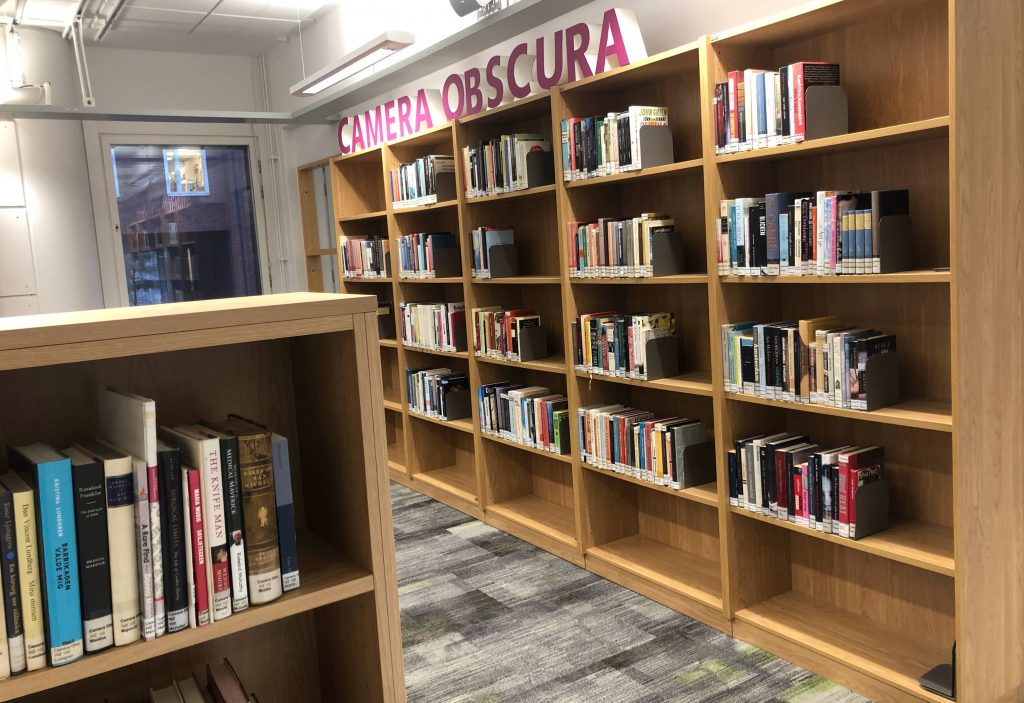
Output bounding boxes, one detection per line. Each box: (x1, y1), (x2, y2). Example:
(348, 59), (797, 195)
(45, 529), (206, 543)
(307, 0), (1001, 698)
(0, 293), (404, 702)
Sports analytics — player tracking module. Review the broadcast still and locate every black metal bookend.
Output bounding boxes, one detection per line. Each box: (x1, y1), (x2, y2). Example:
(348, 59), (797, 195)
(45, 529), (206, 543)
(434, 171), (458, 202)
(487, 244), (518, 278)
(651, 232), (686, 277)
(919, 642), (956, 701)
(377, 306), (396, 340)
(863, 352), (901, 411)
(443, 388), (472, 422)
(643, 336), (680, 381)
(431, 246), (463, 278)
(878, 214), (913, 273)
(636, 125), (674, 169)
(679, 441), (717, 488)
(804, 85), (849, 140)
(851, 478), (890, 540)
(451, 321), (468, 353)
(517, 325), (548, 362)
(525, 151), (556, 188)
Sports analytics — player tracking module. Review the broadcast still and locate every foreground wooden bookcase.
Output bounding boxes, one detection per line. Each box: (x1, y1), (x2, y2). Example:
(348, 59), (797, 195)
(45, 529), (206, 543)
(0, 294), (404, 703)
(302, 1), (1021, 699)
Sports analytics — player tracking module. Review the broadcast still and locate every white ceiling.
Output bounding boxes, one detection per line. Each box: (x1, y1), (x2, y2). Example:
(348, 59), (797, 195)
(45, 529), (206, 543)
(1, 0), (336, 56)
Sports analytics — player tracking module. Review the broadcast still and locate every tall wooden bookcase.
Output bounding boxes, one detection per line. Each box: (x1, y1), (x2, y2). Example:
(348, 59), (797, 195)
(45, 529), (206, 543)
(306, 1), (1021, 699)
(0, 294), (405, 703)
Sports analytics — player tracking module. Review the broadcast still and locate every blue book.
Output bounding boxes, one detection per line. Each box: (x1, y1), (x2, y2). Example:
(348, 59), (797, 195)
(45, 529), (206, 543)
(756, 72), (767, 138)
(270, 434), (299, 592)
(779, 212), (790, 269)
(7, 444), (83, 666)
(729, 201), (740, 270)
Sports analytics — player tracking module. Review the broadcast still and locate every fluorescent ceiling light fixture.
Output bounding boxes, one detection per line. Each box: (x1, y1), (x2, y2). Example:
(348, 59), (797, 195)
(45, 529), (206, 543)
(290, 30), (414, 96)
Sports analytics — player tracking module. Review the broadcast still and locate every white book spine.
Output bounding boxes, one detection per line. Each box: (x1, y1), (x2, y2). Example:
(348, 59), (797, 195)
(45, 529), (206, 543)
(201, 445), (232, 621)
(148, 476), (165, 637)
(181, 471), (196, 629)
(105, 457), (141, 646)
(133, 458), (156, 641)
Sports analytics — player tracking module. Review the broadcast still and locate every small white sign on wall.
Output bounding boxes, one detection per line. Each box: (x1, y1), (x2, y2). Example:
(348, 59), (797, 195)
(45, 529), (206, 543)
(0, 121), (25, 208)
(0, 208), (37, 297)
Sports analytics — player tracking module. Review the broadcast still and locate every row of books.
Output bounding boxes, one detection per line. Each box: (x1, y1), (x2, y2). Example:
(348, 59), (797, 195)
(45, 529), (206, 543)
(578, 404), (709, 490)
(389, 155), (455, 208)
(715, 190), (910, 276)
(713, 62), (841, 154)
(572, 312), (675, 380)
(478, 384), (569, 455)
(462, 133), (551, 198)
(0, 389), (297, 678)
(470, 226), (514, 279)
(567, 213), (675, 279)
(397, 232), (458, 279)
(399, 301), (467, 353)
(722, 318), (898, 410)
(729, 434), (884, 539)
(341, 236), (389, 279)
(471, 307), (541, 361)
(561, 106), (668, 181)
(150, 657), (253, 703)
(406, 368), (469, 421)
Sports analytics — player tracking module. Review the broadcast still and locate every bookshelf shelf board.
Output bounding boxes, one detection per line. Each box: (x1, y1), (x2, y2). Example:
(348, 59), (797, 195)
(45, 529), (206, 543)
(332, 145), (382, 164)
(309, 248), (338, 257)
(343, 276), (393, 284)
(0, 534), (373, 703)
(582, 462), (718, 508)
(719, 270), (951, 285)
(564, 158), (704, 189)
(338, 209), (388, 223)
(481, 431), (573, 464)
(401, 344), (470, 360)
(586, 536), (722, 611)
(408, 411), (475, 434)
(730, 508), (954, 577)
(382, 398), (403, 413)
(386, 121), (454, 149)
(471, 275), (562, 285)
(392, 198), (459, 215)
(715, 117), (950, 164)
(559, 41), (700, 94)
(379, 338), (399, 348)
(576, 369), (715, 398)
(398, 276), (464, 284)
(388, 459), (408, 476)
(475, 354), (567, 374)
(734, 592), (950, 703)
(723, 392), (954, 433)
(464, 183), (557, 204)
(414, 465), (479, 505)
(458, 91), (552, 125)
(571, 274), (709, 285)
(488, 495), (577, 548)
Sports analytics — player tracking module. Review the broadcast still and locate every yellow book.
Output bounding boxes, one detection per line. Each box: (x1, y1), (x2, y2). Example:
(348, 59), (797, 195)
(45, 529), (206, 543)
(0, 474), (46, 671)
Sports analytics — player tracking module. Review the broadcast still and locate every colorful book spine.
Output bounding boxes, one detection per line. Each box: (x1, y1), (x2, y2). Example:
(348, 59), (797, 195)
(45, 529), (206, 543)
(186, 469), (211, 627)
(218, 436), (249, 612)
(133, 457), (156, 641)
(0, 488), (25, 674)
(2, 477), (45, 670)
(33, 456), (84, 666)
(147, 461), (166, 637)
(271, 434), (299, 592)
(202, 443), (232, 621)
(69, 450), (114, 652)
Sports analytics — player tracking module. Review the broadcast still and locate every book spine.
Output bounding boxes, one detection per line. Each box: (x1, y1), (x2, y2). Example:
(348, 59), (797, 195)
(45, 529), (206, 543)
(147, 463), (166, 637)
(105, 465), (141, 646)
(133, 458), (156, 641)
(10, 489), (45, 670)
(202, 447), (232, 621)
(72, 462), (114, 652)
(239, 434), (283, 605)
(220, 438), (249, 612)
(272, 435), (300, 592)
(159, 450), (189, 633)
(837, 454), (851, 538)
(0, 493), (25, 674)
(36, 461), (84, 666)
(187, 470), (211, 626)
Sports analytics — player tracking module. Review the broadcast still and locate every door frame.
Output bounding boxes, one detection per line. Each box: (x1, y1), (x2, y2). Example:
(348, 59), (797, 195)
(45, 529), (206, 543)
(84, 121), (276, 307)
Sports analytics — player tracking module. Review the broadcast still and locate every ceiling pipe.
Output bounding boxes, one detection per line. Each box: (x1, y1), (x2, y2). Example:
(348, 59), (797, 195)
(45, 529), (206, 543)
(94, 0), (128, 42)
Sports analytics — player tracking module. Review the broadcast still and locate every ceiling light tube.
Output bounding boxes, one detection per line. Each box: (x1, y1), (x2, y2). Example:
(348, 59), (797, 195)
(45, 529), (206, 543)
(290, 30), (414, 97)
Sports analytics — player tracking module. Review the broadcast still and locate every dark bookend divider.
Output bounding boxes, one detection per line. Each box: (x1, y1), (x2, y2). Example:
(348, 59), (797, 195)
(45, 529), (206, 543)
(803, 85), (849, 140)
(637, 125), (674, 169)
(525, 151), (556, 188)
(451, 319), (468, 353)
(517, 325), (549, 362)
(650, 231), (687, 276)
(644, 336), (680, 381)
(487, 244), (519, 278)
(878, 214), (914, 273)
(851, 478), (890, 540)
(678, 441), (717, 489)
(443, 388), (472, 421)
(431, 247), (463, 278)
(862, 352), (901, 411)
(919, 642), (956, 701)
(377, 309), (396, 340)
(435, 171), (458, 201)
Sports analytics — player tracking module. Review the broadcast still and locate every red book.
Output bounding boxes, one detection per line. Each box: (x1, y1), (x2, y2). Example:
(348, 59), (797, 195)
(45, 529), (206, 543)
(837, 446), (882, 538)
(187, 468), (211, 626)
(775, 448), (789, 516)
(792, 466), (804, 520)
(790, 62), (840, 142)
(727, 70), (741, 145)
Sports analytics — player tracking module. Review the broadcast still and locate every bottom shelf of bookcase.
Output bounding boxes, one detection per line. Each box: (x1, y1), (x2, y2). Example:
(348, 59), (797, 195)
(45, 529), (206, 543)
(733, 592), (950, 703)
(415, 465), (479, 503)
(487, 495), (578, 549)
(0, 533), (373, 702)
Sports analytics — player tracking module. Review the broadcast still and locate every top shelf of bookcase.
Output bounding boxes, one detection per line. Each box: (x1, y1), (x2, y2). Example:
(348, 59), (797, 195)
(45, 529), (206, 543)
(559, 41), (701, 94)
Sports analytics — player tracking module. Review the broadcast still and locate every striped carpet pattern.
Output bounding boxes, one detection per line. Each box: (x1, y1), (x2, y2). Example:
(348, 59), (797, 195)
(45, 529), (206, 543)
(392, 482), (872, 703)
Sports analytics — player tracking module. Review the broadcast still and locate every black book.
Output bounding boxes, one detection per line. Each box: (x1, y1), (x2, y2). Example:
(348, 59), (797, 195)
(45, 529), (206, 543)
(727, 450), (738, 503)
(751, 203), (768, 271)
(740, 337), (756, 385)
(800, 198), (813, 268)
(155, 441), (189, 633)
(0, 485), (25, 673)
(65, 446), (114, 653)
(763, 435), (808, 513)
(779, 66), (790, 138)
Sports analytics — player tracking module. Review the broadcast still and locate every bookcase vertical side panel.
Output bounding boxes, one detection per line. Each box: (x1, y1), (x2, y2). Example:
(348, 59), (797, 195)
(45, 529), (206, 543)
(299, 167), (325, 292)
(953, 0), (1024, 700)
(550, 88), (588, 553)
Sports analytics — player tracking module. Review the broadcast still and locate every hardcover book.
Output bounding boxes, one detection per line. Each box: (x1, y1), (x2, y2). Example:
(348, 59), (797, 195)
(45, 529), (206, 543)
(0, 473), (46, 670)
(270, 433), (299, 592)
(155, 440), (189, 632)
(0, 485), (24, 674)
(185, 468), (210, 626)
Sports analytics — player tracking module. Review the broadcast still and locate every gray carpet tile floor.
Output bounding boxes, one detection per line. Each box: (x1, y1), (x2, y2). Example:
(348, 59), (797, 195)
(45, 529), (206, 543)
(391, 482), (873, 703)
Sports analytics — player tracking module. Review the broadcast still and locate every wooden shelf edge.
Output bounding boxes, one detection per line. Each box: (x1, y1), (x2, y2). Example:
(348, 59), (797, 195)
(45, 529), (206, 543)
(575, 370), (715, 397)
(414, 468), (479, 505)
(470, 276), (561, 285)
(481, 431), (572, 463)
(570, 274), (709, 285)
(729, 507), (954, 577)
(382, 398), (403, 412)
(582, 462), (719, 507)
(338, 209), (387, 222)
(407, 411), (475, 434)
(392, 198), (459, 214)
(564, 158), (703, 188)
(474, 354), (567, 374)
(397, 277), (465, 284)
(464, 183), (556, 204)
(401, 345), (470, 360)
(487, 498), (577, 549)
(719, 270), (951, 284)
(722, 392), (953, 432)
